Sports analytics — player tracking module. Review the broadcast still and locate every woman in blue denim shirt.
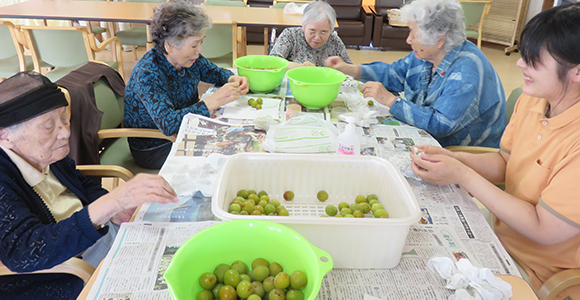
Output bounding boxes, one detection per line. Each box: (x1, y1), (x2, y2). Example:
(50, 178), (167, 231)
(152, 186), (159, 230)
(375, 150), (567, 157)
(326, 0), (506, 148)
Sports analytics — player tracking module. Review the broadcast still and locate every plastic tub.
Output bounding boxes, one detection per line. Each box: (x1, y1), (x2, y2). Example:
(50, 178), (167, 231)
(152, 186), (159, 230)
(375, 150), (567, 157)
(212, 153), (421, 268)
(234, 55), (289, 93)
(286, 67), (346, 109)
(164, 219), (333, 300)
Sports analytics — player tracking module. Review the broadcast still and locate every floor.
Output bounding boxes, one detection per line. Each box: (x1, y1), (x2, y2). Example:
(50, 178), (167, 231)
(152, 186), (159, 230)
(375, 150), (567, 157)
(105, 40), (524, 99)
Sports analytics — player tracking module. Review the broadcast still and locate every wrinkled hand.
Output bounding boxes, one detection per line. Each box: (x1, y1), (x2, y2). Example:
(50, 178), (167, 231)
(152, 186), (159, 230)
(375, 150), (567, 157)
(107, 173), (178, 213)
(111, 207), (136, 224)
(324, 56), (356, 76)
(204, 82), (241, 111)
(360, 82), (397, 107)
(410, 146), (467, 186)
(228, 75), (249, 95)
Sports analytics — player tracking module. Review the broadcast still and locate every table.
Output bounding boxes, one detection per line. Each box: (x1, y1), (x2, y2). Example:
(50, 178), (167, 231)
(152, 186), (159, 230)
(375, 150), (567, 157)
(79, 82), (539, 299)
(0, 0), (302, 51)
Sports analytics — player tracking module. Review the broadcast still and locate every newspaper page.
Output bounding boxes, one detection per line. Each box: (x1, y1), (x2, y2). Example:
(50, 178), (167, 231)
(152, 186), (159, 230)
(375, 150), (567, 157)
(86, 221), (219, 300)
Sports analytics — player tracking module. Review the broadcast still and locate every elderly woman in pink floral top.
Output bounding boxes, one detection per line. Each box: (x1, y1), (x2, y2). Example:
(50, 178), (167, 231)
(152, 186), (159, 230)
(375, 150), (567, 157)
(269, 0), (352, 70)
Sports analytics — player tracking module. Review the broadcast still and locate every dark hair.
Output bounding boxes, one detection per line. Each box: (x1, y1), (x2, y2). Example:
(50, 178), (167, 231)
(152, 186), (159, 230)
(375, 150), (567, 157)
(150, 0), (212, 55)
(520, 3), (580, 82)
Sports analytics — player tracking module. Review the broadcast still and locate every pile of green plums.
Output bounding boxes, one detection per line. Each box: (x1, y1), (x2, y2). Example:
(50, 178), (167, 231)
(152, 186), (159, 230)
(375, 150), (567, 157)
(228, 189), (289, 216)
(323, 193), (389, 218)
(196, 258), (308, 300)
(247, 97), (263, 110)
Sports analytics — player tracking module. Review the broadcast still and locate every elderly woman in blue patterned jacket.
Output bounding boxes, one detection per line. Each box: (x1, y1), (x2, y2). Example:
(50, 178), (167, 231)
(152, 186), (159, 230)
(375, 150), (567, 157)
(326, 0), (506, 148)
(269, 0), (351, 70)
(0, 72), (178, 299)
(124, 0), (249, 169)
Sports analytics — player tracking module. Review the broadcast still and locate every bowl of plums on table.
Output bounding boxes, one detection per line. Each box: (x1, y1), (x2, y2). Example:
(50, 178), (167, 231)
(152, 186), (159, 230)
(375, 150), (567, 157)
(234, 55), (289, 94)
(163, 219), (333, 300)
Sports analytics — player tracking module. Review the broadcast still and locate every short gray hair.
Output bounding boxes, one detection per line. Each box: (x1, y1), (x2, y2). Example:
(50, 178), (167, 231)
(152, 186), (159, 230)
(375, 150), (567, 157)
(302, 0), (336, 29)
(150, 0), (212, 54)
(400, 0), (466, 52)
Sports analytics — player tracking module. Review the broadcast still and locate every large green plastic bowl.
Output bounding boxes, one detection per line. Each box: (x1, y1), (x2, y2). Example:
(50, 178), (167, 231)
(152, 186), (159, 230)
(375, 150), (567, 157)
(164, 219), (333, 300)
(234, 55), (289, 93)
(286, 67), (346, 109)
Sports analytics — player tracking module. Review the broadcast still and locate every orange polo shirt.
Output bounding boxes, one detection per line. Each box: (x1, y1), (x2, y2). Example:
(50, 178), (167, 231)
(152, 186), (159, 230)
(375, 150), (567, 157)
(498, 93), (580, 299)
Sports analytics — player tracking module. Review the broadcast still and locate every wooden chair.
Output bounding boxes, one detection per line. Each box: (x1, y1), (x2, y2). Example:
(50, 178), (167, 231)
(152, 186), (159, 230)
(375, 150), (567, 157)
(202, 0), (247, 66)
(20, 25), (125, 82)
(0, 257), (95, 283)
(112, 0), (166, 60)
(0, 20), (27, 79)
(459, 0), (493, 49)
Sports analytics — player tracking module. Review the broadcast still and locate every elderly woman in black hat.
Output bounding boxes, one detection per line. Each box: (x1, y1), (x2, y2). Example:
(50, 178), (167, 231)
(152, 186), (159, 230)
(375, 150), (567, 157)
(0, 72), (178, 299)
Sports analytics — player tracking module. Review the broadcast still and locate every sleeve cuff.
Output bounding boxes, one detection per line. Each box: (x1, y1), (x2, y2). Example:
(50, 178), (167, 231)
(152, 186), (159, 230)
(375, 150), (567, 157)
(77, 207), (109, 241)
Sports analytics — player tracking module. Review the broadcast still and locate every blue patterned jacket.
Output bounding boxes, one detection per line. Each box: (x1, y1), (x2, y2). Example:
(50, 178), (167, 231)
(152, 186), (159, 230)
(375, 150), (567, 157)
(0, 149), (108, 299)
(124, 48), (234, 150)
(361, 40), (506, 148)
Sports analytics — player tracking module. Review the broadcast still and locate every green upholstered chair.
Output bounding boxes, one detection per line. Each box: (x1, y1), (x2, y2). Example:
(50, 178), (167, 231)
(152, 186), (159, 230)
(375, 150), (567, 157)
(202, 0), (247, 68)
(505, 86), (521, 124)
(459, 0), (492, 49)
(20, 25), (124, 82)
(0, 21), (27, 79)
(113, 0), (166, 60)
(91, 79), (175, 175)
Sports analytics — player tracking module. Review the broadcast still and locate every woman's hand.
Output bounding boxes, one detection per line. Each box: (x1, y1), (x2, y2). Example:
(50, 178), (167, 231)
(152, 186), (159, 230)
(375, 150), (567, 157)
(88, 173), (178, 227)
(361, 82), (397, 107)
(410, 145), (468, 186)
(325, 56), (361, 79)
(203, 82), (241, 111)
(228, 75), (249, 95)
(287, 61), (315, 70)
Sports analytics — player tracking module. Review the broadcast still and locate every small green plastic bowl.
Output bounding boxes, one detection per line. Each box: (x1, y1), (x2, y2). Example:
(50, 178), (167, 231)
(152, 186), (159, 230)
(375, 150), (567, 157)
(234, 55), (289, 93)
(286, 67), (346, 109)
(164, 219), (333, 300)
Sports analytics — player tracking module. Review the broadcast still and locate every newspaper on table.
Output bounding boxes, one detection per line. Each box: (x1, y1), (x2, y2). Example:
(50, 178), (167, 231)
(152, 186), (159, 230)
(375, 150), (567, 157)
(88, 184), (520, 300)
(123, 80), (522, 299)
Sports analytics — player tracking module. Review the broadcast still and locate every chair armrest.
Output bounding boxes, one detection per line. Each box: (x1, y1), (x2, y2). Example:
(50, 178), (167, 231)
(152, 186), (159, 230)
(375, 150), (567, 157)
(98, 128), (177, 143)
(0, 258), (95, 283)
(445, 145), (499, 154)
(87, 35), (125, 82)
(538, 269), (580, 300)
(77, 165), (134, 182)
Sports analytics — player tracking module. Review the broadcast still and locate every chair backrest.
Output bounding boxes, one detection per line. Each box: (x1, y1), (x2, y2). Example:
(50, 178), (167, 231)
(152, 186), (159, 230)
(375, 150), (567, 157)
(506, 87), (522, 123)
(272, 0), (310, 8)
(460, 1), (487, 28)
(21, 26), (93, 71)
(94, 78), (124, 131)
(202, 0), (245, 65)
(0, 22), (18, 60)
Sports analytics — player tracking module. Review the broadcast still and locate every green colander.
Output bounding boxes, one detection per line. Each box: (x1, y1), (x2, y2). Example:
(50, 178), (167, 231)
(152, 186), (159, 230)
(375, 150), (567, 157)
(234, 55), (289, 93)
(164, 219), (333, 300)
(286, 67), (346, 109)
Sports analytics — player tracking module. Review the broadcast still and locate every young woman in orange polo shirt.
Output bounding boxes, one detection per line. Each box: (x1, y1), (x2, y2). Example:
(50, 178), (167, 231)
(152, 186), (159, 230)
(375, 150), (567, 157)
(410, 3), (580, 299)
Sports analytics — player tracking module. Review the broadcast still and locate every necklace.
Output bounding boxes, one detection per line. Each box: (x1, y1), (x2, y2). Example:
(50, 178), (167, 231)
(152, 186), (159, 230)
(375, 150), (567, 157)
(547, 96), (565, 118)
(178, 68), (185, 77)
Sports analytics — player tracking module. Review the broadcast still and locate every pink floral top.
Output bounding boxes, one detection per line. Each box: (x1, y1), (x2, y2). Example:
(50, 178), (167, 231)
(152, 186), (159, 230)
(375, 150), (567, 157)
(269, 27), (352, 66)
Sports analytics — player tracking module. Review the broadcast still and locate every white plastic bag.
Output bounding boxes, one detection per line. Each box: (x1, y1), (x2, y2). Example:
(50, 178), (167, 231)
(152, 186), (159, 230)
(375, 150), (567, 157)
(262, 115), (339, 153)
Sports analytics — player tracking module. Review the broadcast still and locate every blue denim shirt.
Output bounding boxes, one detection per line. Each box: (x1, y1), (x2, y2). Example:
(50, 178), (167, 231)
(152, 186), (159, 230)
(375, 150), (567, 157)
(361, 41), (506, 148)
(125, 48), (233, 150)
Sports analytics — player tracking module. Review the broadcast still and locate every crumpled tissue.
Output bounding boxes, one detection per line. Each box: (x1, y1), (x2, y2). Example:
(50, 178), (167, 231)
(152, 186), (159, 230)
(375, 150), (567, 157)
(283, 2), (311, 15)
(428, 257), (513, 300)
(334, 93), (390, 127)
